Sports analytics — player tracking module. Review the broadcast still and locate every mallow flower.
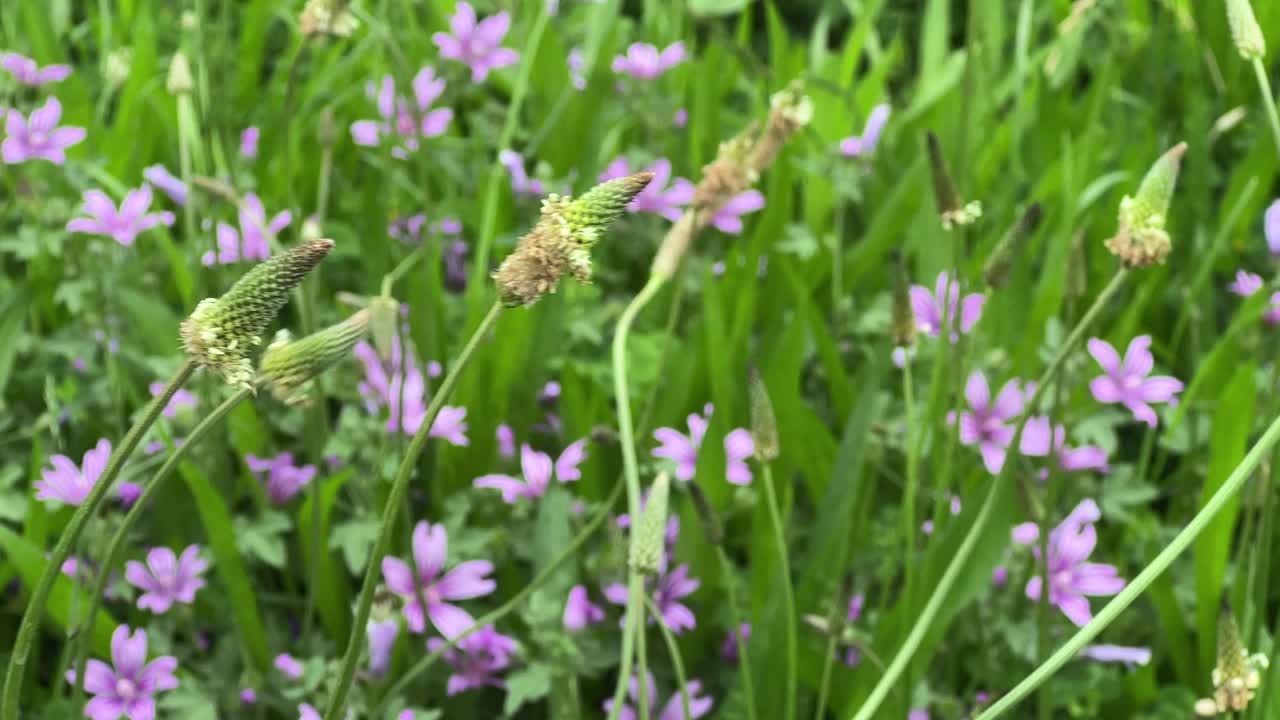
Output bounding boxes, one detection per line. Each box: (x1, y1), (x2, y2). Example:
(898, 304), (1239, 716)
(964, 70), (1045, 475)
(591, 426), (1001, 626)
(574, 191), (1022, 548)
(1087, 335), (1183, 427)
(381, 521), (496, 637)
(473, 440), (587, 502)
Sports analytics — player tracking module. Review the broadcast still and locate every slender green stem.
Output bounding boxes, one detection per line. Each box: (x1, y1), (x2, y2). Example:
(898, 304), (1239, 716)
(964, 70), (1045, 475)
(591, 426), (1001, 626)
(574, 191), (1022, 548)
(645, 595), (691, 720)
(716, 546), (758, 720)
(977, 409), (1280, 719)
(1035, 462), (1057, 720)
(2, 360), (196, 720)
(761, 463), (797, 720)
(901, 360), (919, 576)
(374, 480), (624, 715)
(832, 199), (845, 327)
(637, 609), (651, 720)
(71, 387), (253, 705)
(323, 302), (503, 720)
(814, 580), (850, 720)
(851, 269), (1129, 720)
(607, 276), (667, 720)
(1251, 58), (1280, 159)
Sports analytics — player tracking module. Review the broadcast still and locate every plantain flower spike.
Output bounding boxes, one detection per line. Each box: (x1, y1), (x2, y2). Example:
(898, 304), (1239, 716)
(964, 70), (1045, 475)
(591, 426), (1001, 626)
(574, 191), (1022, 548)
(1196, 604), (1268, 715)
(926, 131), (982, 230)
(890, 250), (917, 349)
(166, 51), (193, 95)
(181, 238), (334, 389)
(1227, 0), (1266, 61)
(260, 309), (370, 404)
(748, 367), (780, 462)
(1104, 142), (1187, 267)
(629, 472), (670, 576)
(493, 172), (653, 307)
(983, 202), (1043, 288)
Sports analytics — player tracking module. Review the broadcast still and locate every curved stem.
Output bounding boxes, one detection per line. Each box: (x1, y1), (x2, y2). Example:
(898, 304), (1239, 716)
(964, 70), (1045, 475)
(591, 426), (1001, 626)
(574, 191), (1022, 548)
(1251, 58), (1280, 159)
(323, 302), (503, 720)
(716, 546), (758, 720)
(607, 276), (667, 720)
(71, 387), (253, 704)
(761, 463), (797, 720)
(645, 595), (691, 720)
(374, 480), (624, 715)
(977, 409), (1280, 719)
(2, 360), (196, 720)
(851, 269), (1129, 720)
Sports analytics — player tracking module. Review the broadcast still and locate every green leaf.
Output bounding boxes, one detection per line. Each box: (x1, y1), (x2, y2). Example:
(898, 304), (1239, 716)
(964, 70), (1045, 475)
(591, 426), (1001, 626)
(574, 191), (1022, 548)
(689, 0), (752, 18)
(234, 510), (291, 568)
(503, 664), (553, 717)
(331, 517), (381, 575)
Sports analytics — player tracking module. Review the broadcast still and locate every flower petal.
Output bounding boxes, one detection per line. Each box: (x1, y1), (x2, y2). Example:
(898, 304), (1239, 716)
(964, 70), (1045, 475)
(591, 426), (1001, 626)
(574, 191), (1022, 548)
(412, 521), (447, 579)
(1087, 338), (1122, 376)
(437, 560), (496, 600)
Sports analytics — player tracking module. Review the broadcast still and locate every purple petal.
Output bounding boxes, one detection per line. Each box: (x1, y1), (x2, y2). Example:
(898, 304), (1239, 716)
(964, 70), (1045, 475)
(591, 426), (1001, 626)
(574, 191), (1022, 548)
(909, 286), (940, 334)
(85, 696), (126, 720)
(412, 521), (447, 579)
(428, 601), (476, 639)
(964, 371), (990, 412)
(1080, 645), (1151, 665)
(1011, 522), (1039, 545)
(473, 474), (528, 503)
(1072, 563), (1125, 596)
(1121, 335), (1154, 377)
(1089, 376), (1122, 404)
(1060, 445), (1109, 473)
(723, 429), (754, 463)
(111, 626), (147, 679)
(1087, 338), (1122, 376)
(657, 42), (687, 71)
(1138, 376), (1183, 403)
(1126, 400), (1159, 427)
(1056, 593), (1094, 626)
(959, 293), (985, 332)
(351, 120), (382, 146)
(979, 442), (1006, 474)
(555, 439), (588, 482)
(82, 660), (117, 695)
(437, 560), (496, 600)
(421, 108), (453, 137)
(1266, 199), (1280, 255)
(1020, 415), (1052, 456)
(991, 380), (1025, 420)
(381, 556), (417, 596)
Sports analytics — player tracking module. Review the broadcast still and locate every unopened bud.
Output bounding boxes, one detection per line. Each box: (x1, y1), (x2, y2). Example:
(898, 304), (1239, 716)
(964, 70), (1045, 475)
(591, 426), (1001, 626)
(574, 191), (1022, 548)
(493, 173), (653, 307)
(983, 202), (1043, 288)
(1227, 0), (1266, 60)
(629, 472), (670, 575)
(748, 368), (779, 462)
(687, 482), (723, 546)
(167, 52), (193, 95)
(890, 251), (916, 347)
(181, 238), (334, 388)
(1105, 142), (1186, 267)
(260, 310), (369, 403)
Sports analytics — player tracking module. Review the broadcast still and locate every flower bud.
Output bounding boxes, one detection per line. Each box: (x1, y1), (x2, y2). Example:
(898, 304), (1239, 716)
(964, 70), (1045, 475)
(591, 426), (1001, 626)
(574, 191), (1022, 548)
(167, 52), (193, 95)
(890, 250), (916, 348)
(983, 202), (1043, 288)
(493, 173), (653, 307)
(260, 310), (370, 403)
(927, 131), (983, 230)
(1227, 0), (1266, 60)
(181, 238), (334, 388)
(629, 472), (670, 575)
(1210, 604), (1263, 713)
(1105, 142), (1186, 267)
(748, 368), (779, 462)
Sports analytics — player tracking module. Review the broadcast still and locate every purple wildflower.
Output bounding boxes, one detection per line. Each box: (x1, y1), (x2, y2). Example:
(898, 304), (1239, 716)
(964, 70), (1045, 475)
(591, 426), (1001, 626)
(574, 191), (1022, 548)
(240, 688), (257, 705)
(245, 453), (316, 504)
(495, 425), (516, 459)
(952, 371), (1028, 474)
(36, 438), (111, 506)
(499, 149), (545, 197)
(367, 619), (399, 677)
(299, 704), (320, 720)
(600, 157), (693, 222)
(612, 42), (687, 80)
(840, 104), (890, 157)
(1014, 499), (1125, 626)
(0, 52), (71, 85)
(603, 672), (714, 720)
(388, 213), (428, 244)
(70, 626), (177, 720)
(444, 240), (468, 293)
(1019, 416), (1109, 475)
(721, 623), (750, 663)
(474, 440), (588, 503)
(568, 47), (586, 90)
(427, 624), (516, 695)
(1266, 199), (1280, 256)
(275, 653), (304, 680)
(351, 69), (453, 158)
(724, 429), (754, 485)
(541, 381), (561, 404)
(1229, 270), (1263, 296)
(909, 272), (984, 341)
(1087, 335), (1183, 427)
(709, 190), (765, 235)
(563, 584), (605, 630)
(1267, 292), (1280, 325)
(354, 340), (470, 445)
(432, 3), (519, 82)
(606, 563), (700, 634)
(436, 217), (462, 235)
(653, 405), (752, 485)
(382, 521), (496, 638)
(1, 97), (84, 164)
(1080, 645), (1151, 666)
(125, 545), (208, 614)
(149, 381), (196, 419)
(240, 127), (259, 158)
(66, 186), (174, 247)
(117, 482), (143, 508)
(201, 193), (291, 265)
(992, 566), (1008, 586)
(908, 710), (930, 720)
(142, 165), (187, 206)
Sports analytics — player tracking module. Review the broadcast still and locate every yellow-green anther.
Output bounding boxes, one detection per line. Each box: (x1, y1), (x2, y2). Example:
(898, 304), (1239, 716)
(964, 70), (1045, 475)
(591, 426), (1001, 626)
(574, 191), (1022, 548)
(260, 310), (370, 403)
(629, 472), (670, 576)
(1105, 142), (1187, 267)
(181, 238), (334, 389)
(493, 172), (653, 307)
(1227, 0), (1266, 60)
(749, 368), (779, 462)
(983, 202), (1043, 288)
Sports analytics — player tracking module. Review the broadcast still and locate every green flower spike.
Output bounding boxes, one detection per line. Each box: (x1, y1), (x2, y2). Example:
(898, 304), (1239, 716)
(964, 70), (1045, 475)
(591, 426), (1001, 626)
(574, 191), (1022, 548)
(1227, 0), (1266, 61)
(181, 238), (334, 389)
(1196, 605), (1268, 715)
(493, 172), (654, 307)
(983, 202), (1043, 288)
(629, 471), (670, 576)
(260, 309), (370, 404)
(1105, 142), (1187, 267)
(749, 368), (780, 462)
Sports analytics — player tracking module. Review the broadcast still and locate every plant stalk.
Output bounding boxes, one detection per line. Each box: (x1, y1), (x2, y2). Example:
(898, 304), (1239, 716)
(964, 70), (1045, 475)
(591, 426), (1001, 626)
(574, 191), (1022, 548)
(716, 545), (758, 720)
(645, 595), (692, 720)
(1252, 58), (1280, 159)
(323, 302), (503, 720)
(761, 462), (797, 720)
